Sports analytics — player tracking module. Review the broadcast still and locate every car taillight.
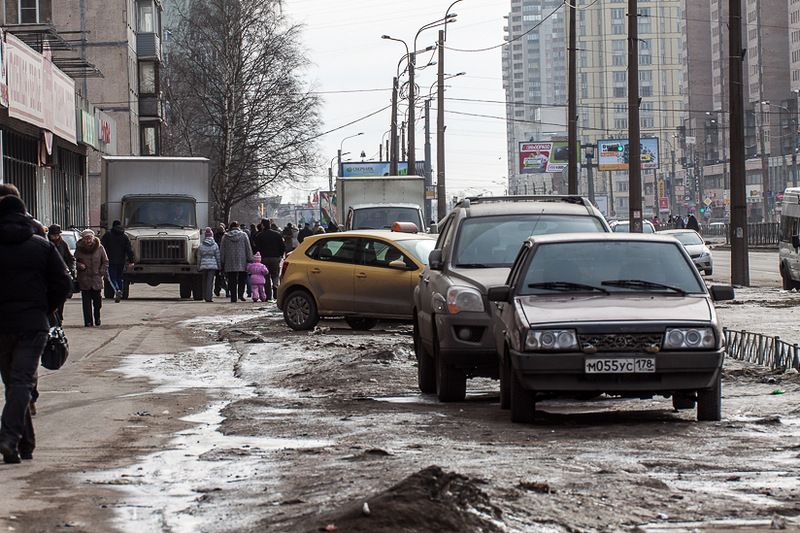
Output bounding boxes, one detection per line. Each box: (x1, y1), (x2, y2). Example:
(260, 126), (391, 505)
(280, 260), (289, 282)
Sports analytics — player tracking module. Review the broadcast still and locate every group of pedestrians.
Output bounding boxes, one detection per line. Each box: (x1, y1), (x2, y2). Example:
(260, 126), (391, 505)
(665, 213), (701, 232)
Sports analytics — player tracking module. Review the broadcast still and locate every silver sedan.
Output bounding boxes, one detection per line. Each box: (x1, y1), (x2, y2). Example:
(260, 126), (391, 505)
(658, 229), (713, 275)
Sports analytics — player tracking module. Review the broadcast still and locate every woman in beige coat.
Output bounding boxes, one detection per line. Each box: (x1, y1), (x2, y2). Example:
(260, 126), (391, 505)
(74, 229), (108, 327)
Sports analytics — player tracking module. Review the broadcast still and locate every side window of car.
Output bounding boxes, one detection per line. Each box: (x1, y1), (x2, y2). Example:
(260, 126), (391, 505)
(507, 244), (529, 285)
(305, 242), (320, 259)
(434, 215), (452, 250)
(316, 238), (356, 264)
(359, 239), (411, 269)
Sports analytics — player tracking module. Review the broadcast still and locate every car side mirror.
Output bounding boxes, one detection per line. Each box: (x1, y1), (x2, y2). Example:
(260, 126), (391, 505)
(710, 285), (735, 302)
(388, 259), (408, 270)
(792, 235), (800, 249)
(487, 285), (511, 303)
(429, 249), (443, 271)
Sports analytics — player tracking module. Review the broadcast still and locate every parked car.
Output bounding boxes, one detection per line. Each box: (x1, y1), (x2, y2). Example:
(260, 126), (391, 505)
(779, 187), (800, 290)
(659, 229), (713, 275)
(276, 226), (436, 331)
(413, 195), (611, 402)
(487, 233), (734, 423)
(60, 229), (80, 257)
(610, 220), (656, 233)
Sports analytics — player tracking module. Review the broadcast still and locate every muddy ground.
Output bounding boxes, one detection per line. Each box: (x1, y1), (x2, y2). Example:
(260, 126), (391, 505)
(84, 287), (800, 533)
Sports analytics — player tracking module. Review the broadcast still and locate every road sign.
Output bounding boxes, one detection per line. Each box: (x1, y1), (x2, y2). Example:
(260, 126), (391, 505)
(684, 195), (691, 201)
(703, 198), (712, 206)
(659, 197), (669, 209)
(685, 136), (696, 145)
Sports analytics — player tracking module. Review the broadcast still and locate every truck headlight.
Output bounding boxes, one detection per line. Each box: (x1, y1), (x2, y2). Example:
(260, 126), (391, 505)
(663, 328), (715, 350)
(525, 329), (578, 352)
(446, 287), (484, 314)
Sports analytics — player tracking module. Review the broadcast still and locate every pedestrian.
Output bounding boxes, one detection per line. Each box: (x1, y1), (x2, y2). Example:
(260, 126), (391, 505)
(47, 224), (76, 321)
(282, 223), (296, 253)
(253, 221), (285, 300)
(100, 220), (133, 302)
(213, 223), (228, 297)
(686, 213), (700, 232)
(298, 222), (313, 243)
(197, 227), (221, 302)
(75, 229), (109, 327)
(652, 215), (660, 228)
(0, 195), (72, 464)
(220, 221), (253, 302)
(247, 252), (269, 302)
(675, 215), (686, 229)
(314, 224), (326, 235)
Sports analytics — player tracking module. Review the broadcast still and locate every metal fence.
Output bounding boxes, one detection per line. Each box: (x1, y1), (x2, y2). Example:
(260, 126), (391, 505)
(724, 328), (800, 372)
(721, 222), (782, 247)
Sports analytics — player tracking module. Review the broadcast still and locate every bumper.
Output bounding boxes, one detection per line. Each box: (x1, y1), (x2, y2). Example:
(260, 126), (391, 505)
(125, 263), (198, 284)
(692, 257), (712, 270)
(434, 312), (497, 370)
(509, 349), (724, 393)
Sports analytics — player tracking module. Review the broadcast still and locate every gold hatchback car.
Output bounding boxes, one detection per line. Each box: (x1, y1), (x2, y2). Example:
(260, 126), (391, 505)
(277, 226), (436, 330)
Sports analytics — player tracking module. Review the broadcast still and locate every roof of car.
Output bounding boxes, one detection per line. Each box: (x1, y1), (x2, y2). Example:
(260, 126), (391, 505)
(348, 203), (422, 210)
(658, 229), (699, 234)
(527, 232), (680, 245)
(303, 229), (435, 243)
(459, 198), (601, 218)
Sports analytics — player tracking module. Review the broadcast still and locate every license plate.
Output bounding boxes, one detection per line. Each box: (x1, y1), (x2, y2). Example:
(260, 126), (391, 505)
(585, 358), (656, 374)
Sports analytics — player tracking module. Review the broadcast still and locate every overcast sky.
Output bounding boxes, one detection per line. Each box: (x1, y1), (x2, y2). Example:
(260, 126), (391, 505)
(282, 0), (510, 203)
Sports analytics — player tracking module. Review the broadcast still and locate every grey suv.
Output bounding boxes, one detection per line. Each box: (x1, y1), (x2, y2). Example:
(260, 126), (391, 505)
(413, 196), (611, 402)
(488, 233), (734, 423)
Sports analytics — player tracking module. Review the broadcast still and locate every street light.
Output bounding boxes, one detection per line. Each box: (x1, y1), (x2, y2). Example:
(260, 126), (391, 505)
(329, 152), (350, 192)
(338, 132), (364, 179)
(427, 72), (465, 99)
(437, 0), (463, 219)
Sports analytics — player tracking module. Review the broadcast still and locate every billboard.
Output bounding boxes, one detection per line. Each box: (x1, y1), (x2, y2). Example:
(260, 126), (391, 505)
(519, 141), (570, 174)
(597, 138), (660, 171)
(341, 161), (425, 177)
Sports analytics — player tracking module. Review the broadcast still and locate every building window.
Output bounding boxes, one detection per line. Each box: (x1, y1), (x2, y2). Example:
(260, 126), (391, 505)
(19, 0), (38, 23)
(141, 125), (159, 156)
(138, 62), (157, 95)
(138, 0), (158, 33)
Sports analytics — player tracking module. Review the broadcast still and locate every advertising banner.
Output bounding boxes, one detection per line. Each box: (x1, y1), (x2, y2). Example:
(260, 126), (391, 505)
(51, 68), (76, 145)
(597, 138), (660, 171)
(341, 161), (425, 177)
(519, 141), (570, 174)
(6, 33), (44, 128)
(0, 30), (8, 108)
(95, 108), (118, 155)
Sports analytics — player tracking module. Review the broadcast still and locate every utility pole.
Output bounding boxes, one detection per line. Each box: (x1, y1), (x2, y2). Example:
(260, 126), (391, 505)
(401, 122), (406, 163)
(328, 166), (333, 193)
(408, 50), (417, 175)
(759, 105), (770, 222)
(424, 99), (432, 223)
(437, 29), (446, 219)
(390, 77), (399, 175)
(670, 148), (676, 214)
(608, 172), (616, 218)
(627, 0), (642, 232)
(586, 148), (595, 204)
(567, 1), (578, 194)
(729, 0), (750, 286)
(337, 149), (342, 181)
(792, 113), (798, 187)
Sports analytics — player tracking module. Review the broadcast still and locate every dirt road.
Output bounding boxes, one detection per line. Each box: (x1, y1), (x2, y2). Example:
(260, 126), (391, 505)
(2, 287), (799, 532)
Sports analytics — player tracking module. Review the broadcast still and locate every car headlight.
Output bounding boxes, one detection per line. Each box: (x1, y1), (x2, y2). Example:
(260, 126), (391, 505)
(663, 328), (716, 350)
(525, 329), (578, 352)
(446, 286), (484, 314)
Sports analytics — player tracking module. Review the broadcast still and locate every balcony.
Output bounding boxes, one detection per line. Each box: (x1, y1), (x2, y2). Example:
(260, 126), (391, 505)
(137, 32), (162, 61)
(139, 96), (163, 120)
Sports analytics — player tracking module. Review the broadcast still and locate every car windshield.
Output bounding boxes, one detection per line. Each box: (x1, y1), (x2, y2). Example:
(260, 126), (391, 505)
(520, 241), (705, 295)
(123, 198), (197, 228)
(613, 222), (655, 233)
(453, 214), (606, 268)
(352, 207), (422, 230)
(399, 238), (436, 265)
(668, 232), (704, 246)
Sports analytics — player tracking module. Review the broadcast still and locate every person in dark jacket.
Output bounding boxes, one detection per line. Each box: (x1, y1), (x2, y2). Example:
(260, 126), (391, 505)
(213, 223), (228, 297)
(253, 222), (285, 300)
(100, 220), (133, 302)
(686, 213), (700, 232)
(47, 224), (76, 321)
(220, 221), (253, 302)
(0, 196), (72, 464)
(298, 223), (313, 243)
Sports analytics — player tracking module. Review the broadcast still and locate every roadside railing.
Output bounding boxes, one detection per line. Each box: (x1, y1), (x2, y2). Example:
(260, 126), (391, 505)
(722, 222), (781, 247)
(724, 328), (800, 372)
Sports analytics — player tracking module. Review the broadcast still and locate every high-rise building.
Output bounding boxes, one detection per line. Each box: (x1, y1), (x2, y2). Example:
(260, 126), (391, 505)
(503, 0), (567, 195)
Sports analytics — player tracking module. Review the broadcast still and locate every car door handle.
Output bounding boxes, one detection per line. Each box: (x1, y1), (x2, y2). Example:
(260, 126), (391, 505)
(422, 277), (430, 284)
(310, 268), (321, 274)
(356, 272), (367, 279)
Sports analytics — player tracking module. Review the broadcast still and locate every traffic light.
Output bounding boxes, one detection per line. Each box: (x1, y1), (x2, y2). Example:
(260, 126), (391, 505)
(699, 207), (705, 213)
(606, 143), (624, 152)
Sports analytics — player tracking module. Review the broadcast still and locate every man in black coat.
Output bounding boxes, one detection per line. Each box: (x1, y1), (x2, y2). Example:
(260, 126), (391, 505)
(101, 220), (134, 301)
(298, 223), (313, 243)
(0, 196), (72, 464)
(253, 223), (285, 300)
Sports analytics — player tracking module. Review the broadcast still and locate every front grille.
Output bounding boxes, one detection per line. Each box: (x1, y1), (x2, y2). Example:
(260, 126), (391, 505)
(579, 333), (662, 353)
(139, 239), (186, 263)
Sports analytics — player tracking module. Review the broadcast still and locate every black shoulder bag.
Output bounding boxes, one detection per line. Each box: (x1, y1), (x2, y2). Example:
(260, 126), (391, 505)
(41, 314), (69, 370)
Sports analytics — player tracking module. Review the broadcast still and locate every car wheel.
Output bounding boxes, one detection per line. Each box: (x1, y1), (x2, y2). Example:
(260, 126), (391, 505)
(344, 317), (378, 331)
(499, 349), (511, 410)
(434, 324), (466, 402)
(696, 374), (722, 421)
(510, 369), (535, 423)
(780, 263), (798, 290)
(704, 268), (713, 276)
(414, 317), (436, 394)
(283, 290), (319, 331)
(672, 393), (696, 411)
(179, 281), (191, 299)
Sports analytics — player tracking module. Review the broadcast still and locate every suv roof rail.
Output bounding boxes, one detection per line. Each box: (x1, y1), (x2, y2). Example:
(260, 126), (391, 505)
(456, 195), (592, 207)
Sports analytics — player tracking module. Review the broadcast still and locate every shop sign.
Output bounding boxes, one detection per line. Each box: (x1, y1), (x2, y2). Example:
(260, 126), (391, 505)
(95, 109), (117, 155)
(81, 110), (97, 149)
(0, 30), (8, 108)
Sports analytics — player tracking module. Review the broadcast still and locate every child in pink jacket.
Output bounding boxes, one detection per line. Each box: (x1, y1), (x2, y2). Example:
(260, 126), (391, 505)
(246, 252), (269, 302)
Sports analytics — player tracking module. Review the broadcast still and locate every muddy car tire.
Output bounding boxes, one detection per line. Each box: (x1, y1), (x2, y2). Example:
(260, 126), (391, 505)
(345, 317), (378, 331)
(414, 319), (436, 393)
(672, 394), (696, 411)
(434, 326), (466, 402)
(510, 370), (535, 423)
(696, 375), (721, 421)
(283, 290), (319, 331)
(499, 351), (511, 410)
(179, 282), (191, 299)
(780, 263), (799, 290)
(704, 268), (713, 276)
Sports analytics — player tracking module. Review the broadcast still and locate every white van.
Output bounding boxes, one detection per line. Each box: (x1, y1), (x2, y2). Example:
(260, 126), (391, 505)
(779, 187), (800, 289)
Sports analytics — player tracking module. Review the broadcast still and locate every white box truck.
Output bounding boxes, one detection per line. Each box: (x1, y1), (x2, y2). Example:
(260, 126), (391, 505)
(336, 176), (426, 230)
(101, 156), (211, 299)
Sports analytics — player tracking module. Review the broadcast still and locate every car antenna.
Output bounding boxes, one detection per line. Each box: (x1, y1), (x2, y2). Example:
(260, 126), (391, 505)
(528, 208), (545, 238)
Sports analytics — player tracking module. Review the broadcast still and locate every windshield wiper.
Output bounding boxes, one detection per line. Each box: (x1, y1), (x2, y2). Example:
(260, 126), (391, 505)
(455, 263), (493, 268)
(601, 279), (686, 295)
(527, 281), (609, 294)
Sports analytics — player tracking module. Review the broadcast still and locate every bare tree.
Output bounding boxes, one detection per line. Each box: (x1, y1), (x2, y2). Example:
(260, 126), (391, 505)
(164, 0), (320, 222)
